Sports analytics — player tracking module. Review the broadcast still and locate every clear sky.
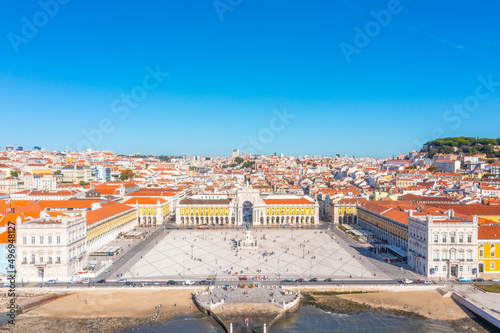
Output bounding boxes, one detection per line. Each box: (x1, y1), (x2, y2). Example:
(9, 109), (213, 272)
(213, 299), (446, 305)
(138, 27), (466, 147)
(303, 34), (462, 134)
(1, 0), (499, 157)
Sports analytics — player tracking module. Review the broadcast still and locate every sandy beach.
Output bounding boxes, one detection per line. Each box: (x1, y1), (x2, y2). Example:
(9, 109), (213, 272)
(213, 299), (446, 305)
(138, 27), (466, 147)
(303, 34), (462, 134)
(335, 290), (469, 320)
(2, 288), (199, 333)
(27, 288), (198, 318)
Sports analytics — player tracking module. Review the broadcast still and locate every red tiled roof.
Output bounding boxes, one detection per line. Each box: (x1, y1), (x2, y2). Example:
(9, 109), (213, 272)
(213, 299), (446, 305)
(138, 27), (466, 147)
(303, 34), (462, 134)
(263, 198), (314, 205)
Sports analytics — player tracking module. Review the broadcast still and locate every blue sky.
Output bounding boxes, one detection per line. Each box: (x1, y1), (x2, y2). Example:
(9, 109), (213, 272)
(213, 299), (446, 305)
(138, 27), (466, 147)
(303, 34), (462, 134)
(1, 0), (499, 157)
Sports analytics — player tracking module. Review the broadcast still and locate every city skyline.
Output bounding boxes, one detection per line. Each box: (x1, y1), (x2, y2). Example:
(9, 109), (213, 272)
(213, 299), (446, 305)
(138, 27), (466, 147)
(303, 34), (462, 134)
(1, 1), (499, 157)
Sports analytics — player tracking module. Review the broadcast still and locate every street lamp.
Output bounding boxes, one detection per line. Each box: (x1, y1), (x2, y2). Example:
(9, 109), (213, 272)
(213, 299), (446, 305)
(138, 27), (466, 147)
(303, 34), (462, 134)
(278, 259), (280, 280)
(303, 244), (306, 259)
(191, 244), (194, 259)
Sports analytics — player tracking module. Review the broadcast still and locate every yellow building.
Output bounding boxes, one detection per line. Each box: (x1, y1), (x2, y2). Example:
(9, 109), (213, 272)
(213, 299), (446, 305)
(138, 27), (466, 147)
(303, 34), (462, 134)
(86, 201), (137, 252)
(478, 225), (500, 275)
(123, 197), (171, 227)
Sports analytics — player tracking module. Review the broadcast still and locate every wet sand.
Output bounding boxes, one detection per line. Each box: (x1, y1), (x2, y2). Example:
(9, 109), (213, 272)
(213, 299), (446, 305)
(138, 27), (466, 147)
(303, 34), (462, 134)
(1, 289), (198, 333)
(335, 290), (468, 320)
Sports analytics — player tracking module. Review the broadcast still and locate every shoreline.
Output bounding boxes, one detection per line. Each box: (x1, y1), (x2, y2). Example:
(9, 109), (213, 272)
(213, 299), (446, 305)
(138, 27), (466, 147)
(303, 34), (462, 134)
(301, 290), (496, 333)
(1, 288), (496, 333)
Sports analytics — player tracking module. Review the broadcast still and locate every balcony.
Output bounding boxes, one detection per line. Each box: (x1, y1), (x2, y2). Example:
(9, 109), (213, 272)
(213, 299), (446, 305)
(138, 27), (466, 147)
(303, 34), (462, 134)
(47, 261), (53, 264)
(29, 261), (35, 265)
(21, 262), (27, 265)
(55, 261), (61, 264)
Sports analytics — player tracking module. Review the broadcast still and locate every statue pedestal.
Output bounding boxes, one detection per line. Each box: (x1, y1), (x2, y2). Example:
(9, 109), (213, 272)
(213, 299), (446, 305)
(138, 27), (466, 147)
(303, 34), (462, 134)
(238, 230), (258, 249)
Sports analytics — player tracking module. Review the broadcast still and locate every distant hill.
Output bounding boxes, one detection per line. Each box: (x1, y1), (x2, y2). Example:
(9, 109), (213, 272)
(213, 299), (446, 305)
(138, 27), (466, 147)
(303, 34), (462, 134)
(420, 137), (500, 158)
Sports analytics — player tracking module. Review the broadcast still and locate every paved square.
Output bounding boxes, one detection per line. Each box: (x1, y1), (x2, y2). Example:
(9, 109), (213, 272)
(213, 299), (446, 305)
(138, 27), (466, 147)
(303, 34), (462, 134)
(120, 229), (391, 281)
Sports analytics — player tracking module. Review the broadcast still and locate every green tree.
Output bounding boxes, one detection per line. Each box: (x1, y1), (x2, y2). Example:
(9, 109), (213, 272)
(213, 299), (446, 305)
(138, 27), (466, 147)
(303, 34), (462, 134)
(53, 170), (62, 175)
(428, 166), (437, 172)
(10, 170), (20, 178)
(120, 169), (134, 181)
(234, 157), (244, 164)
(79, 181), (89, 187)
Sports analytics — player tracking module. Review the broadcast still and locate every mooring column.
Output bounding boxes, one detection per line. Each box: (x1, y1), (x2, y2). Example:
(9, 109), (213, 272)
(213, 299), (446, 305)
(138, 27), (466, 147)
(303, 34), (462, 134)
(229, 323), (233, 333)
(263, 323), (267, 333)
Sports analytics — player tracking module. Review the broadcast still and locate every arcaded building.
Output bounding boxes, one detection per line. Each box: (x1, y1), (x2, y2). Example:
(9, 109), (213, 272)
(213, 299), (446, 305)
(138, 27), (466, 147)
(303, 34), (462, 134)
(175, 185), (319, 226)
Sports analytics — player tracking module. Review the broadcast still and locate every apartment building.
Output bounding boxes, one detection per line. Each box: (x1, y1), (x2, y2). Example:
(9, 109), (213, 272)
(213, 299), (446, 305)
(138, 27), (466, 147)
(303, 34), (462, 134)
(407, 209), (478, 278)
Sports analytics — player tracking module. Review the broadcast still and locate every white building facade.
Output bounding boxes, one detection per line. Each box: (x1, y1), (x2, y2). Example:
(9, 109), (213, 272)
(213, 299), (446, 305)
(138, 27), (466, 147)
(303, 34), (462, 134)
(17, 213), (88, 282)
(407, 210), (478, 278)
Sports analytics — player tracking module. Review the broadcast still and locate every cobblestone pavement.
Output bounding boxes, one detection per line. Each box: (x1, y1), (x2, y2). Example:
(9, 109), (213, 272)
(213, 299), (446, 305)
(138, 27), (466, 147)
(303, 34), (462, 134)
(195, 284), (297, 306)
(119, 228), (391, 281)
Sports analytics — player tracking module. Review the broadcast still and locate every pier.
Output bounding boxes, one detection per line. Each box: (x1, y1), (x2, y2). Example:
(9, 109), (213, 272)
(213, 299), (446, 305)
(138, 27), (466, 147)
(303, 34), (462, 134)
(193, 285), (300, 332)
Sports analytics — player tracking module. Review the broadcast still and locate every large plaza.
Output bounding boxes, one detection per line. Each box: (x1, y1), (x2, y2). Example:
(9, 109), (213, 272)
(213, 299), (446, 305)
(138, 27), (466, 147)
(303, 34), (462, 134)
(117, 228), (391, 281)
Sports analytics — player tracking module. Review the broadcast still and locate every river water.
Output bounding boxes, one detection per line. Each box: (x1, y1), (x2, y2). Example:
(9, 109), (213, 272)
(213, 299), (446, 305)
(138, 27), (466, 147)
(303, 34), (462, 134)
(121, 306), (458, 333)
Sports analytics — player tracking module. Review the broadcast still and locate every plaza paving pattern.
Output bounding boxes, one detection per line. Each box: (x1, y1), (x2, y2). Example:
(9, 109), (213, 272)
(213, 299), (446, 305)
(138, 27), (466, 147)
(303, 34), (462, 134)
(119, 229), (391, 281)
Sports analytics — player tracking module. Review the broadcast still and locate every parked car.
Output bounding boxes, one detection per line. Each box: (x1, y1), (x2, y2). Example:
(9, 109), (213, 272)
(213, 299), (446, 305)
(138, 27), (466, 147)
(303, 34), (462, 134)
(118, 278), (127, 283)
(309, 278), (318, 282)
(472, 278), (484, 282)
(324, 278), (333, 282)
(401, 279), (414, 284)
(295, 278), (305, 283)
(97, 279), (106, 283)
(281, 278), (292, 283)
(46, 279), (56, 284)
(153, 281), (161, 286)
(458, 277), (471, 282)
(167, 280), (178, 285)
(238, 276), (247, 281)
(491, 278), (500, 282)
(125, 281), (133, 286)
(423, 280), (432, 285)
(184, 280), (195, 285)
(199, 280), (210, 285)
(82, 278), (91, 284)
(3, 282), (12, 288)
(141, 281), (149, 286)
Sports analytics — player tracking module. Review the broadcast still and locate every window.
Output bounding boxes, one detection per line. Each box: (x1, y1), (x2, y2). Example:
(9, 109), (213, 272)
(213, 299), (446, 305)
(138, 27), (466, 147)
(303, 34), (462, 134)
(23, 236), (27, 245)
(479, 249), (484, 257)
(434, 252), (439, 260)
(56, 256), (61, 263)
(48, 236), (52, 245)
(443, 265), (447, 271)
(491, 244), (495, 258)
(31, 236), (35, 244)
(57, 236), (61, 244)
(434, 235), (438, 243)
(467, 235), (472, 243)
(459, 235), (463, 243)
(22, 256), (27, 263)
(40, 236), (44, 245)
(451, 252), (456, 260)
(442, 252), (447, 260)
(442, 235), (447, 242)
(467, 252), (472, 260)
(39, 256), (43, 263)
(31, 254), (35, 263)
(434, 266), (438, 272)
(48, 256), (52, 263)
(459, 252), (464, 260)
(460, 266), (463, 272)
(491, 262), (495, 270)
(450, 233), (455, 242)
